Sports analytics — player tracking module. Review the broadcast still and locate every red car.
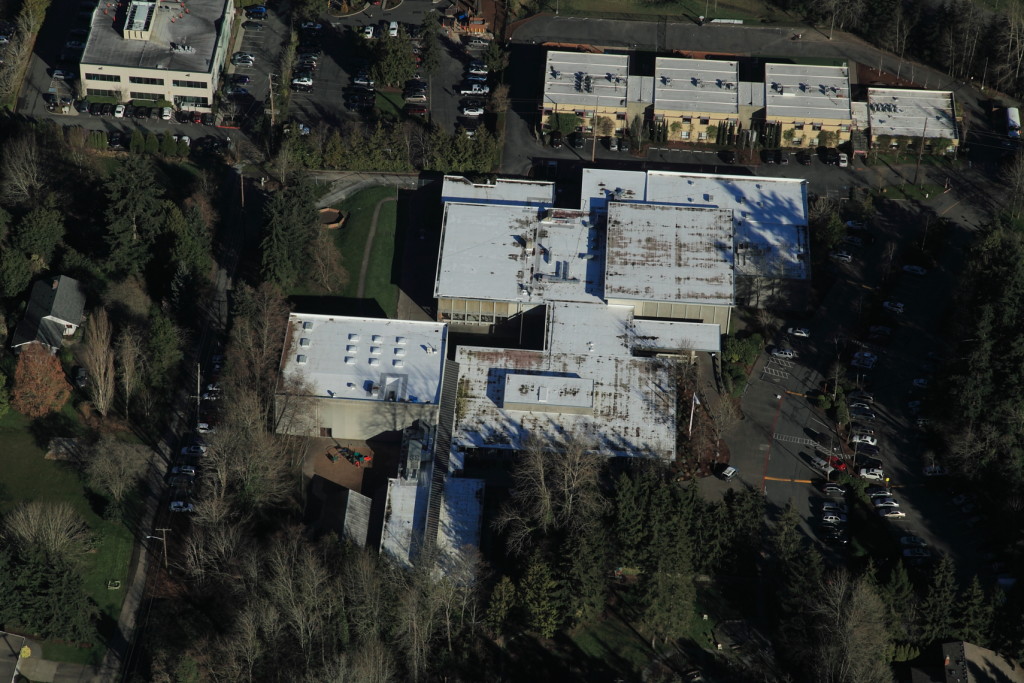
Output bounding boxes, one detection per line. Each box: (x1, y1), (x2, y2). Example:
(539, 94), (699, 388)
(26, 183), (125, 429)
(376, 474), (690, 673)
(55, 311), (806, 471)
(827, 455), (848, 472)
(193, 112), (203, 124)
(404, 105), (427, 116)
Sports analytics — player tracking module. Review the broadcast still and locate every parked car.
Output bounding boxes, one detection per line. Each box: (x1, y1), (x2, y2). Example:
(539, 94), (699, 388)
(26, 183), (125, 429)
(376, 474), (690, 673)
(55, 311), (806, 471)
(851, 434), (877, 446)
(787, 327), (810, 338)
(169, 501), (195, 513)
(821, 482), (846, 496)
(467, 65), (488, 76)
(830, 250), (853, 263)
(879, 508), (907, 519)
(882, 300), (905, 314)
(770, 348), (795, 359)
(607, 136), (618, 151)
(570, 132), (585, 149)
(181, 444), (207, 456)
(363, 25), (376, 39)
(291, 76), (313, 87)
(848, 390), (874, 402)
(242, 20), (264, 29)
(900, 536), (928, 547)
(170, 465), (197, 477)
(821, 501), (848, 514)
(134, 106), (150, 119)
(872, 497), (900, 508)
(550, 131), (563, 148)
(923, 464), (947, 477)
(796, 151), (812, 165)
(845, 220), (866, 230)
(821, 513), (848, 524)
(867, 487), (893, 498)
(903, 265), (928, 275)
(858, 467), (884, 480)
(404, 105), (427, 116)
(838, 152), (849, 167)
(113, 104), (125, 118)
(719, 149), (737, 164)
(459, 83), (489, 95)
(197, 422), (216, 434)
(718, 465), (738, 481)
(460, 106), (484, 117)
(850, 358), (876, 370)
(851, 408), (877, 420)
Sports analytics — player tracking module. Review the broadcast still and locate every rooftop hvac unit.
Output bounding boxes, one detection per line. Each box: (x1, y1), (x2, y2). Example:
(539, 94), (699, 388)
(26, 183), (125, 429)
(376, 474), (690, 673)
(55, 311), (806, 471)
(551, 68), (561, 78)
(296, 354), (307, 364)
(303, 321), (313, 330)
(299, 338), (311, 347)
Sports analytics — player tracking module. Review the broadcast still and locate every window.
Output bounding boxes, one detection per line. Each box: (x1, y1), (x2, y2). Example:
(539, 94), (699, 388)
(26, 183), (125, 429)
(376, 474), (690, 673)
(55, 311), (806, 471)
(175, 95), (209, 106)
(654, 113), (664, 121)
(574, 110), (585, 116)
(86, 73), (121, 82)
(680, 130), (690, 140)
(840, 124), (850, 132)
(810, 137), (819, 146)
(130, 91), (162, 101)
(812, 123), (822, 131)
(682, 116), (692, 124)
(698, 131), (708, 140)
(699, 117), (709, 125)
(792, 137), (803, 145)
(319, 428), (332, 437)
(616, 112), (626, 120)
(172, 79), (205, 89)
(794, 123), (804, 130)
(86, 88), (117, 97)
(129, 76), (164, 85)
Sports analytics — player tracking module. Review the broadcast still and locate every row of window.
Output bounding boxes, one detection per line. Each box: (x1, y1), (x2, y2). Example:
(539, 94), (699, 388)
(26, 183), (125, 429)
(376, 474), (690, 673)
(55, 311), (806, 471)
(85, 74), (204, 89)
(130, 91), (162, 101)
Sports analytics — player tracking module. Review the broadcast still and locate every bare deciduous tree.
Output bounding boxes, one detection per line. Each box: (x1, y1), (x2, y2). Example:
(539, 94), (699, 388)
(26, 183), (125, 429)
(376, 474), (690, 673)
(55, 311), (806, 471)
(809, 571), (894, 683)
(0, 133), (45, 205)
(86, 436), (149, 505)
(116, 325), (144, 414)
(494, 434), (607, 555)
(81, 308), (116, 416)
(2, 501), (91, 562)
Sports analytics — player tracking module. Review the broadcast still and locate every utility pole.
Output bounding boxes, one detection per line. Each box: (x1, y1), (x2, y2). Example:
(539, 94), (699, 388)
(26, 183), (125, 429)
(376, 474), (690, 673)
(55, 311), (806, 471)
(195, 363), (201, 419)
(147, 529), (170, 570)
(913, 117), (928, 186)
(268, 73), (276, 127)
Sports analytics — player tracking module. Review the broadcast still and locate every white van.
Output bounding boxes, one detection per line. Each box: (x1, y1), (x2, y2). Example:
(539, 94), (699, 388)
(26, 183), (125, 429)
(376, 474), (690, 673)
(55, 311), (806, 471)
(388, 21), (399, 38)
(809, 454), (834, 475)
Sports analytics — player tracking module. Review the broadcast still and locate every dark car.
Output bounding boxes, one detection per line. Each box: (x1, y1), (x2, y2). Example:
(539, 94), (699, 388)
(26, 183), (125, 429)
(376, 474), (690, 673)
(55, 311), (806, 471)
(102, 103), (115, 116)
(796, 151), (812, 165)
(778, 150), (790, 165)
(404, 105), (427, 116)
(291, 83), (313, 93)
(241, 20), (264, 30)
(72, 366), (88, 388)
(719, 149), (737, 164)
(89, 102), (102, 115)
(231, 74), (251, 85)
(123, 104), (135, 118)
(549, 130), (563, 149)
(75, 99), (90, 113)
(149, 107), (162, 119)
(201, 113), (214, 126)
(570, 132), (585, 149)
(107, 131), (126, 149)
(619, 136), (631, 152)
(134, 106), (149, 119)
(762, 149), (777, 164)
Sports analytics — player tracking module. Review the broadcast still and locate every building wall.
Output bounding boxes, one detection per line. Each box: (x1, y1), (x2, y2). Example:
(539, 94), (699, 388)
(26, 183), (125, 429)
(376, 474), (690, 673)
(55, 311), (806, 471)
(541, 101), (628, 136)
(773, 116), (853, 147)
(606, 299), (732, 330)
(436, 297), (539, 326)
(311, 399), (440, 441)
(81, 62), (218, 109)
(655, 107), (737, 142)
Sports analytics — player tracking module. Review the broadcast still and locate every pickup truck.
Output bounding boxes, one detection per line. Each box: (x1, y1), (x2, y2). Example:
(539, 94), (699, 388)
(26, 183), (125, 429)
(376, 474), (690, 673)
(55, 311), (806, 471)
(459, 84), (489, 96)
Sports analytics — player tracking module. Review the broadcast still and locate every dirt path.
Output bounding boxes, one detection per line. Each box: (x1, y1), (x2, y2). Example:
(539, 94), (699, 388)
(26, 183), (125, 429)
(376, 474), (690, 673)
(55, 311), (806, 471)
(355, 195), (397, 299)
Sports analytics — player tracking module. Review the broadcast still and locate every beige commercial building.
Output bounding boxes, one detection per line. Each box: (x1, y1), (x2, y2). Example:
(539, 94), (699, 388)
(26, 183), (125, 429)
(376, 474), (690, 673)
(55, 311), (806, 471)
(765, 63), (853, 148)
(541, 51), (651, 137)
(79, 0), (233, 110)
(653, 57), (739, 143)
(867, 88), (959, 153)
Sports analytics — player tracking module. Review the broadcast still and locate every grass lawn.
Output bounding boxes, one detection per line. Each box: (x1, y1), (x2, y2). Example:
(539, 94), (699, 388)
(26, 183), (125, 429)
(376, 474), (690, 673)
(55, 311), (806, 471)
(376, 91), (406, 119)
(329, 186), (400, 317)
(570, 608), (653, 676)
(0, 408), (133, 666)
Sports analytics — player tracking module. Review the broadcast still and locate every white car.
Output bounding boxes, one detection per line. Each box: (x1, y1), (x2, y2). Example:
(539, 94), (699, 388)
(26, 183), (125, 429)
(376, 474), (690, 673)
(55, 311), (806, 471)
(838, 152), (849, 167)
(879, 508), (907, 519)
(858, 467), (885, 480)
(114, 104), (125, 118)
(197, 422), (216, 434)
(912, 378), (929, 389)
(903, 265), (928, 275)
(883, 301), (905, 314)
(821, 513), (848, 524)
(771, 348), (795, 359)
(868, 488), (893, 499)
(388, 21), (399, 38)
(831, 250), (853, 263)
(161, 106), (172, 120)
(169, 501), (195, 513)
(460, 106), (484, 117)
(851, 434), (877, 446)
(363, 25), (376, 39)
(467, 65), (488, 75)
(787, 327), (810, 338)
(872, 497), (900, 508)
(459, 84), (490, 95)
(292, 76), (313, 86)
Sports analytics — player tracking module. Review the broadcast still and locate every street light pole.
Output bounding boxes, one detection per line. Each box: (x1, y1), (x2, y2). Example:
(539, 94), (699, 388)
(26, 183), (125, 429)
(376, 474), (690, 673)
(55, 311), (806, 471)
(146, 529), (170, 570)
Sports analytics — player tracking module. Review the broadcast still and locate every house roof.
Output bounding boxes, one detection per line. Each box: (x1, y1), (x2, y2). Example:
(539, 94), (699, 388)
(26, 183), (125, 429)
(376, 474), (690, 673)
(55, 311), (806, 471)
(10, 276), (86, 350)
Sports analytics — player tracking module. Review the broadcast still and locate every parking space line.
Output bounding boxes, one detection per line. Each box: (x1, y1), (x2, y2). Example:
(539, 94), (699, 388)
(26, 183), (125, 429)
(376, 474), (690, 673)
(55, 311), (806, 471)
(763, 476), (813, 484)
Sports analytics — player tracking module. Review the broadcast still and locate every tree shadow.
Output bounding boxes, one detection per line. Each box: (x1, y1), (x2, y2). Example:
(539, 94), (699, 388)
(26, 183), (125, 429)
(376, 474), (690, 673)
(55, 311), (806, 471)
(28, 411), (84, 450)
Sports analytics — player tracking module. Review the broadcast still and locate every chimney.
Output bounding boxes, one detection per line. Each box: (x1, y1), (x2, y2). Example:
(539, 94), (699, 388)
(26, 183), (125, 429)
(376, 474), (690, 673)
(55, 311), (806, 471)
(52, 278), (59, 290)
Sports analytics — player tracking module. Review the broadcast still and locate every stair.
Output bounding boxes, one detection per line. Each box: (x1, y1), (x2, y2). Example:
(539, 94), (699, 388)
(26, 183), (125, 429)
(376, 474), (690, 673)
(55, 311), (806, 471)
(423, 361), (460, 555)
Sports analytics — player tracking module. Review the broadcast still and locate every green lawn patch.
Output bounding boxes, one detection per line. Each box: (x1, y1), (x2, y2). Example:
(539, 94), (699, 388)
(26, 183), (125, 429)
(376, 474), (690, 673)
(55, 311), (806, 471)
(0, 408), (133, 665)
(876, 183), (944, 201)
(376, 91), (406, 118)
(570, 606), (653, 676)
(331, 186), (400, 317)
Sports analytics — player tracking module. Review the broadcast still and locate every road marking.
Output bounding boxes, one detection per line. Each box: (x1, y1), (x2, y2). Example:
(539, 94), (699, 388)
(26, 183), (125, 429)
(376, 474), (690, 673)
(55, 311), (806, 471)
(773, 433), (818, 446)
(785, 390), (806, 397)
(761, 396), (785, 493)
(763, 476), (813, 483)
(762, 367), (789, 379)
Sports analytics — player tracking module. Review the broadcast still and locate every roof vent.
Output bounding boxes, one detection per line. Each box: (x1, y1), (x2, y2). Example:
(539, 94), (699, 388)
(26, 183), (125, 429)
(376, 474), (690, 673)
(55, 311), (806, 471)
(393, 359), (405, 368)
(348, 333), (359, 341)
(369, 358), (380, 366)
(303, 321), (314, 331)
(296, 355), (307, 364)
(299, 338), (311, 347)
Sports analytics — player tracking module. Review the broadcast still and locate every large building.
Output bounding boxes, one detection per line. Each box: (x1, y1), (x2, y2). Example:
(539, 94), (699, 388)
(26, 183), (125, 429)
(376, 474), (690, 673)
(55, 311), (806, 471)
(277, 314), (448, 441)
(764, 63), (853, 148)
(79, 0), (233, 110)
(653, 57), (740, 143)
(541, 51), (649, 137)
(867, 88), (959, 153)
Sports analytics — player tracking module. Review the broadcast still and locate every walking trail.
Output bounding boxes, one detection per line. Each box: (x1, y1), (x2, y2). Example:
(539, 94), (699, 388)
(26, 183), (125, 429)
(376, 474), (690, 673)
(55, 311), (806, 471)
(355, 194), (397, 299)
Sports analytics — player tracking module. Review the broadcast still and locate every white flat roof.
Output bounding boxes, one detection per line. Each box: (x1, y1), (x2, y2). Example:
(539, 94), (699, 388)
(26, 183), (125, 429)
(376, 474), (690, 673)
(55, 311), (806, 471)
(604, 202), (735, 306)
(441, 175), (555, 206)
(437, 478), (485, 566)
(435, 203), (602, 305)
(654, 57), (739, 115)
(380, 477), (429, 568)
(453, 346), (676, 459)
(581, 170), (810, 281)
(281, 314), (446, 404)
(545, 301), (722, 355)
(543, 51), (633, 110)
(765, 63), (852, 121)
(867, 88), (958, 140)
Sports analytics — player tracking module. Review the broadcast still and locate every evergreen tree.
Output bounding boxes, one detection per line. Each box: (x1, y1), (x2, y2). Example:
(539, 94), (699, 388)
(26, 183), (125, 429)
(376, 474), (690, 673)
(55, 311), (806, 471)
(920, 555), (957, 644)
(612, 471), (647, 568)
(880, 561), (919, 644)
(145, 310), (183, 390)
(103, 156), (165, 276)
(518, 552), (561, 638)
(0, 250), (32, 298)
(12, 198), (65, 262)
(486, 575), (516, 637)
(639, 565), (695, 647)
(161, 133), (178, 156)
(562, 521), (610, 627)
(145, 132), (160, 154)
(129, 129), (145, 153)
(956, 576), (992, 646)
